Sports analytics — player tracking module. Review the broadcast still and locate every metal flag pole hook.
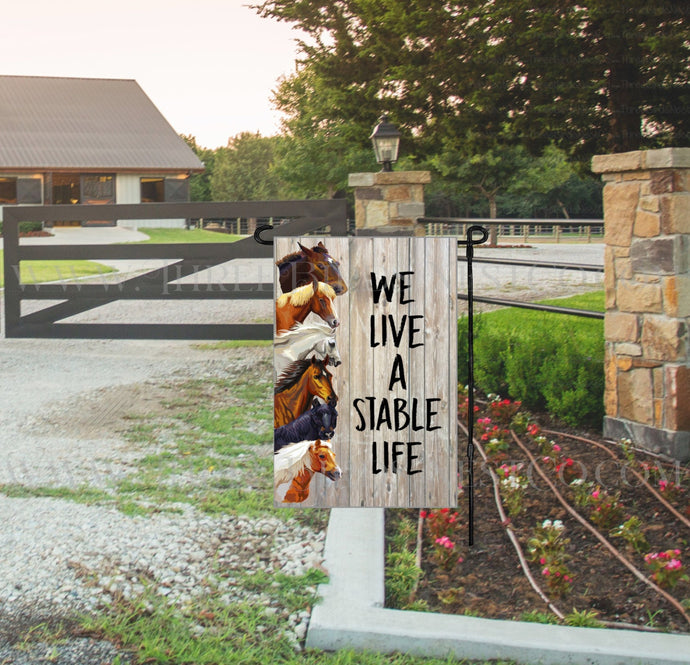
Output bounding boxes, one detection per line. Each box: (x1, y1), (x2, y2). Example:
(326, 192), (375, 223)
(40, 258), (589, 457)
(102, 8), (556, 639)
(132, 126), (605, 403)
(460, 224), (489, 546)
(254, 224), (274, 245)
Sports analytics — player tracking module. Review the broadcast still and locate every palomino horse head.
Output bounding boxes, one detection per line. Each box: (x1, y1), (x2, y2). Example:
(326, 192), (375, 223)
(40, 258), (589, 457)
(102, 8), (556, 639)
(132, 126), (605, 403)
(308, 440), (341, 481)
(275, 281), (339, 332)
(310, 278), (339, 329)
(276, 241), (348, 295)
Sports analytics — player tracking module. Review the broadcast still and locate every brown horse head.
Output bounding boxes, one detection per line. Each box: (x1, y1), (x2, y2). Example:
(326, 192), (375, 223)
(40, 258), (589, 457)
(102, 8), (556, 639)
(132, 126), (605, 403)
(306, 357), (337, 406)
(276, 242), (348, 295)
(276, 280), (339, 332)
(308, 440), (341, 481)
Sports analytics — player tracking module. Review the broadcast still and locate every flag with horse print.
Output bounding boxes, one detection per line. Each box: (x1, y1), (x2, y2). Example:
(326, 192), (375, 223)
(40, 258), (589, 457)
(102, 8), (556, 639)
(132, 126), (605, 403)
(274, 237), (458, 508)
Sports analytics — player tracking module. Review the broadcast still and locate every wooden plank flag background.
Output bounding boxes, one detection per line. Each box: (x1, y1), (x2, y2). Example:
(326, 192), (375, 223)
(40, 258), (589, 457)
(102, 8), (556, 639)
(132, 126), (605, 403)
(274, 236), (457, 508)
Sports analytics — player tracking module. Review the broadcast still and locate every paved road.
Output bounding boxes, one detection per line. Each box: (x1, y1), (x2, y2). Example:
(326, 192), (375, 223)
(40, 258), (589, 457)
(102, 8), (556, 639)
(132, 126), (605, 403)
(463, 242), (604, 306)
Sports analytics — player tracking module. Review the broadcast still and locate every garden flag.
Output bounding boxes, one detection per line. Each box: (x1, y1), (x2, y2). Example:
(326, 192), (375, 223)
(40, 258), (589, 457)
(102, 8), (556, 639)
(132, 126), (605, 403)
(273, 236), (458, 508)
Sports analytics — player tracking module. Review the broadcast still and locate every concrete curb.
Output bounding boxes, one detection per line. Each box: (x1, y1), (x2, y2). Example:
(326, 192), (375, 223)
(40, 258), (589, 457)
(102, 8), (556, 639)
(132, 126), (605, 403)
(306, 508), (690, 665)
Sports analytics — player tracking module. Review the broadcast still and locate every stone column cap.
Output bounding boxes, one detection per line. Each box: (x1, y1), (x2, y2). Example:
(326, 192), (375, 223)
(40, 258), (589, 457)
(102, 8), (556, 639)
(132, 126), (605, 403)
(592, 147), (690, 173)
(348, 171), (431, 187)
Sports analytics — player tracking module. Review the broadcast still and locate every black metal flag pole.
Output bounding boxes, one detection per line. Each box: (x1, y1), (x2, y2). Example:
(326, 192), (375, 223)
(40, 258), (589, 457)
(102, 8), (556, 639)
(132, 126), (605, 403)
(254, 224), (274, 245)
(266, 224), (487, 536)
(460, 225), (489, 546)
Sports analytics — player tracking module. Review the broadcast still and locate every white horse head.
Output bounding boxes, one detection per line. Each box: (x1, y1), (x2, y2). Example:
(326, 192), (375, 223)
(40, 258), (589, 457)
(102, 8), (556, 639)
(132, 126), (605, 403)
(275, 320), (341, 380)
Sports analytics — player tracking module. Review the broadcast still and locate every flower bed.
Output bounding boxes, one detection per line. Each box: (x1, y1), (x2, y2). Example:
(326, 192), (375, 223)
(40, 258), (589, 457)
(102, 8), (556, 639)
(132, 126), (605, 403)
(385, 393), (690, 633)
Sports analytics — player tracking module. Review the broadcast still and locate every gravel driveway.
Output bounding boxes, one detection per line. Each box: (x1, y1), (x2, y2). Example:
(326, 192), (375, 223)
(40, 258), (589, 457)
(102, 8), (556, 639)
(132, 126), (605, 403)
(0, 229), (306, 664)
(0, 333), (327, 664)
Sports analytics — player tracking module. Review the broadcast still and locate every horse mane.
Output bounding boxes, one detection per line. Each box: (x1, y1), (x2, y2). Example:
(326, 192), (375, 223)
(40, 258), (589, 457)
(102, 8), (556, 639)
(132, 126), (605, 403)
(274, 358), (312, 394)
(274, 439), (332, 488)
(274, 440), (312, 487)
(275, 250), (303, 269)
(275, 243), (329, 269)
(276, 281), (335, 309)
(275, 319), (335, 343)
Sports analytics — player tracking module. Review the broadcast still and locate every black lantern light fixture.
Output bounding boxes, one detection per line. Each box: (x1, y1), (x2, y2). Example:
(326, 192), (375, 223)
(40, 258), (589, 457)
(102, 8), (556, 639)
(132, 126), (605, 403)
(370, 114), (401, 172)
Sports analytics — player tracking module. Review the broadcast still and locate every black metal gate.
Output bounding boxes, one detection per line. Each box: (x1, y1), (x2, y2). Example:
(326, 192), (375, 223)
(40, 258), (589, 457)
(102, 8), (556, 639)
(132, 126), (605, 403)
(2, 200), (346, 339)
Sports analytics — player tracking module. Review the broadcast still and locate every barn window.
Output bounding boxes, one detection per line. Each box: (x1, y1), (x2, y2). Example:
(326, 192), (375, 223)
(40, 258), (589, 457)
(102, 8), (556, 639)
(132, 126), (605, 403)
(0, 177), (17, 204)
(164, 177), (189, 202)
(140, 177), (165, 202)
(17, 177), (43, 204)
(53, 174), (81, 204)
(141, 177), (189, 203)
(82, 174), (114, 203)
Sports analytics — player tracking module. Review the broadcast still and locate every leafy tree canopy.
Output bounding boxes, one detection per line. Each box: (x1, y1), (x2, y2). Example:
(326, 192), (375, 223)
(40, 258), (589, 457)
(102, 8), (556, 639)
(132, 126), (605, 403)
(182, 134), (216, 201)
(254, 1), (690, 162)
(210, 132), (286, 201)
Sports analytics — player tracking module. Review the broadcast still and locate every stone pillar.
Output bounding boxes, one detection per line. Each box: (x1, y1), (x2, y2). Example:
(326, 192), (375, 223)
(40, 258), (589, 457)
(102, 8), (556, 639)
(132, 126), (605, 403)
(348, 171), (430, 236)
(592, 148), (690, 461)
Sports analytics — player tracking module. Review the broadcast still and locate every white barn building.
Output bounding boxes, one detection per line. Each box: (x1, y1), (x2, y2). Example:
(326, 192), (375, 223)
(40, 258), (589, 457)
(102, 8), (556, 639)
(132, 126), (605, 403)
(0, 75), (204, 228)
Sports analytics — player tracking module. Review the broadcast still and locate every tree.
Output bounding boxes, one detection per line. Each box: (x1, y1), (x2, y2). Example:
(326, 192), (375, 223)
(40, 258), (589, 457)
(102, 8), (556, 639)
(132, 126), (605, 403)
(181, 135), (215, 201)
(210, 133), (286, 201)
(254, 1), (690, 162)
(269, 64), (379, 199)
(430, 141), (535, 243)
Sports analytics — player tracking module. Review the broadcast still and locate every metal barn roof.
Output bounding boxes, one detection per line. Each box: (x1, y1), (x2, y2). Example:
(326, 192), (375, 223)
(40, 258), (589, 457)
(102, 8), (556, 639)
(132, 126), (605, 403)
(0, 75), (204, 171)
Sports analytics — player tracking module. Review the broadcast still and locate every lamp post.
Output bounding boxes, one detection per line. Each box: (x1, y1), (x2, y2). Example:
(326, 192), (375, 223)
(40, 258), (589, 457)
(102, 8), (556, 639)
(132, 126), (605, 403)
(370, 114), (400, 172)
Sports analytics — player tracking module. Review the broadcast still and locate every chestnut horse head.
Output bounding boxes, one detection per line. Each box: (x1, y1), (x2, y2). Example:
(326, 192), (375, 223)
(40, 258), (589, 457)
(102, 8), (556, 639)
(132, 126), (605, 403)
(274, 439), (341, 503)
(276, 241), (348, 295)
(275, 280), (339, 332)
(308, 440), (341, 482)
(274, 357), (337, 428)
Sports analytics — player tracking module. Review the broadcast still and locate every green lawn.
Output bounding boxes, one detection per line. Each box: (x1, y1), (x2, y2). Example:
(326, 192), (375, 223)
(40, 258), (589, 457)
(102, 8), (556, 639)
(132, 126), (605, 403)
(0, 250), (116, 288)
(537, 290), (605, 312)
(0, 228), (243, 288)
(132, 227), (243, 243)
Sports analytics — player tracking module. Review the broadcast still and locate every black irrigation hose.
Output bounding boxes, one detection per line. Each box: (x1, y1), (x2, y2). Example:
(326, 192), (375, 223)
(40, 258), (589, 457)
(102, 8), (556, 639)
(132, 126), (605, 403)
(542, 428), (690, 532)
(459, 417), (690, 632)
(458, 419), (566, 621)
(511, 430), (690, 628)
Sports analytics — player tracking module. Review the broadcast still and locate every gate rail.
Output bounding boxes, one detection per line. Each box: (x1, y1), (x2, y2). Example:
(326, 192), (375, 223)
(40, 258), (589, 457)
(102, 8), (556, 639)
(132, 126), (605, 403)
(420, 218), (605, 320)
(457, 253), (605, 320)
(419, 216), (604, 243)
(2, 200), (346, 339)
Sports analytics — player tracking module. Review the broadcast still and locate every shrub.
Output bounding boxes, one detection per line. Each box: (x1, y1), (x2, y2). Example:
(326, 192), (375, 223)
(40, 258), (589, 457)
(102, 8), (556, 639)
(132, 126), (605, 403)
(458, 292), (605, 427)
(0, 221), (44, 235)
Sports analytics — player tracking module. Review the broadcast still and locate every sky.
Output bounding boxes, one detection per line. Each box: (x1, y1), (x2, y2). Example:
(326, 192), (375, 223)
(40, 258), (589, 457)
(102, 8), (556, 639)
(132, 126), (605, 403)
(1, 1), (303, 149)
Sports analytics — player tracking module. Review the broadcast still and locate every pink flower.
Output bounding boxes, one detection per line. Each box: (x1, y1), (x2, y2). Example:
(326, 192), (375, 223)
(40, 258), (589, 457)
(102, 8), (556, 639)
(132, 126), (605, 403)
(553, 444), (561, 452)
(457, 556), (464, 564)
(542, 568), (550, 576)
(591, 489), (600, 499)
(420, 510), (428, 519)
(540, 557), (546, 565)
(666, 559), (682, 570)
(659, 480), (668, 491)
